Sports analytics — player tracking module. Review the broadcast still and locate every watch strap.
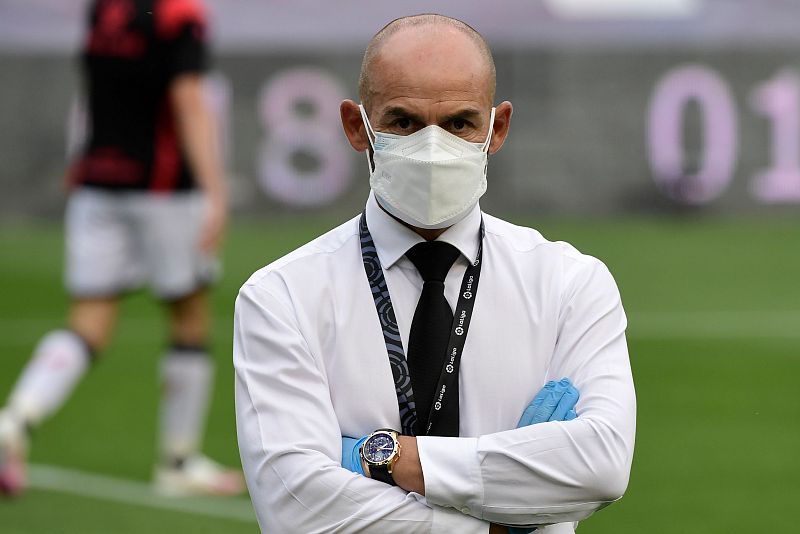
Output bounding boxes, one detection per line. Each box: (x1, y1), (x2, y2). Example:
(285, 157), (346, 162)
(369, 463), (397, 486)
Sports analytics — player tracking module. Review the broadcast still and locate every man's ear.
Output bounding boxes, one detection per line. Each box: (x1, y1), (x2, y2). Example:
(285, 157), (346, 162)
(488, 101), (513, 155)
(341, 99), (370, 152)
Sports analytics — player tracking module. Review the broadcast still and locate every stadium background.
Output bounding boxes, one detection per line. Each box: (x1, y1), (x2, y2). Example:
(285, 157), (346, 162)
(1, 0), (798, 532)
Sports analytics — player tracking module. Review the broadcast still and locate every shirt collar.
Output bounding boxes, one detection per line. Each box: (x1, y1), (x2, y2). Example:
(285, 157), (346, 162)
(364, 192), (482, 269)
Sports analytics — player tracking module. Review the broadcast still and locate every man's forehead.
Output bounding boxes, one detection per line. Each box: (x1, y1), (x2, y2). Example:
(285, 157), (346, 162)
(366, 26), (493, 106)
(375, 24), (489, 75)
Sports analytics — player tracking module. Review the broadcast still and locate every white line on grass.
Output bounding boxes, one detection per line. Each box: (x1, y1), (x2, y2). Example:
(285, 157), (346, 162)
(628, 310), (800, 340)
(27, 463), (257, 523)
(3, 310), (800, 341)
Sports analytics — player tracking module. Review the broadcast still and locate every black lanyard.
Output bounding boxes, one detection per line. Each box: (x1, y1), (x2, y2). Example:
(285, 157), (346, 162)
(359, 213), (484, 436)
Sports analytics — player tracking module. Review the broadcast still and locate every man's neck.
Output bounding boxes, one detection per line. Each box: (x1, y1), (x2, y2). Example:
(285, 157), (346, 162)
(378, 203), (449, 241)
(411, 226), (448, 241)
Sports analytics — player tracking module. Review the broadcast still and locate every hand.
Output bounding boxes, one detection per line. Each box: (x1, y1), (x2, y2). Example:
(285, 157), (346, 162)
(199, 195), (227, 254)
(517, 378), (579, 428)
(341, 436), (367, 476)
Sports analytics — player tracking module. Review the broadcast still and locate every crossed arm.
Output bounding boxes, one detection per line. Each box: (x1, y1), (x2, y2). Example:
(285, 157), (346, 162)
(234, 261), (635, 533)
(342, 380), (581, 534)
(342, 379), (580, 494)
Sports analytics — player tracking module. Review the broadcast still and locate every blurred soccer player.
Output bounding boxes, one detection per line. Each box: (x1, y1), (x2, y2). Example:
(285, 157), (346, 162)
(0, 0), (243, 496)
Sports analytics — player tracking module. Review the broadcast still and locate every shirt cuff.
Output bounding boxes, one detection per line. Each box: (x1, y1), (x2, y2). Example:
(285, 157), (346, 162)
(417, 436), (483, 517)
(431, 503), (489, 534)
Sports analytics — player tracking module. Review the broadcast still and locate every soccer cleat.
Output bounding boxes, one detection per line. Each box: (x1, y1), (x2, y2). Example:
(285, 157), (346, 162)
(153, 454), (245, 497)
(0, 409), (28, 497)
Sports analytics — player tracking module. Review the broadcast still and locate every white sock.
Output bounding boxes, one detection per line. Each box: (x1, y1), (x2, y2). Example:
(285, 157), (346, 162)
(159, 348), (213, 464)
(7, 330), (91, 428)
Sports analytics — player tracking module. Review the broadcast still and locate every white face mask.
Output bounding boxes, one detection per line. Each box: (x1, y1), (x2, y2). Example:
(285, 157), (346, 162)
(359, 104), (496, 229)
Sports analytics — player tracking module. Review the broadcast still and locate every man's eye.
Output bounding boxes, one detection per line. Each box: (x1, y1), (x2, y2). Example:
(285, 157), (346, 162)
(395, 118), (411, 130)
(452, 118), (467, 131)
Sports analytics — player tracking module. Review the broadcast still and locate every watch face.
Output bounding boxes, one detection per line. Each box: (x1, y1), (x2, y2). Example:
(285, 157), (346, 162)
(363, 433), (395, 464)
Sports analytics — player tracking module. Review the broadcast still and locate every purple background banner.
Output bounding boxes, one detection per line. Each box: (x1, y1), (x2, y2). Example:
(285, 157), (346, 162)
(3, 0), (800, 52)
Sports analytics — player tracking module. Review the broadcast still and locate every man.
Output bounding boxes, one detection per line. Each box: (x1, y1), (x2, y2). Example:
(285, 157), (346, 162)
(0, 0), (243, 497)
(234, 14), (635, 533)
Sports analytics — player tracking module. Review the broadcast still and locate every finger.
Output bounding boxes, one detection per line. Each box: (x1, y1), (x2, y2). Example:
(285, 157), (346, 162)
(198, 225), (214, 252)
(518, 380), (556, 427)
(565, 409), (577, 421)
(199, 212), (225, 253)
(351, 436), (367, 476)
(550, 385), (580, 422)
(201, 235), (219, 254)
(341, 436), (366, 475)
(529, 389), (561, 424)
(528, 378), (572, 424)
(201, 229), (223, 254)
(341, 437), (359, 467)
(554, 377), (572, 392)
(518, 380), (555, 427)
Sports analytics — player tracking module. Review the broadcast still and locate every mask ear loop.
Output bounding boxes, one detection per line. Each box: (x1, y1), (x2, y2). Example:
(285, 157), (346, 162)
(358, 104), (377, 151)
(358, 104), (378, 172)
(481, 107), (496, 153)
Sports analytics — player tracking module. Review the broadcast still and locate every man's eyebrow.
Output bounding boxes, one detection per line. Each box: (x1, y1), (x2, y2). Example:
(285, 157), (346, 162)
(382, 106), (484, 124)
(382, 106), (425, 123)
(440, 108), (482, 123)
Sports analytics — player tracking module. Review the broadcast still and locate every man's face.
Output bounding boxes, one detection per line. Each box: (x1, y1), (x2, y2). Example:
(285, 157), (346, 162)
(363, 26), (495, 144)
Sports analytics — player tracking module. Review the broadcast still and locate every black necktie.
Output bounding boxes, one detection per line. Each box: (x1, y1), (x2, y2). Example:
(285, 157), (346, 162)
(405, 241), (461, 436)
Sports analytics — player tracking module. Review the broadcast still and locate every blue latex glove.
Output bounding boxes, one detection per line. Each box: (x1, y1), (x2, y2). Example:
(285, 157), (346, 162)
(517, 378), (579, 427)
(509, 378), (580, 534)
(341, 436), (367, 476)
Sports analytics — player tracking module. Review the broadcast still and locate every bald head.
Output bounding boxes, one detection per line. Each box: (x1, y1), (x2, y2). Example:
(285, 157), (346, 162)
(358, 14), (496, 109)
(341, 14), (512, 162)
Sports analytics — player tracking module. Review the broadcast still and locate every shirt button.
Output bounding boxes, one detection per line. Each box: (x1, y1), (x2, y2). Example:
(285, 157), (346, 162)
(460, 506), (470, 514)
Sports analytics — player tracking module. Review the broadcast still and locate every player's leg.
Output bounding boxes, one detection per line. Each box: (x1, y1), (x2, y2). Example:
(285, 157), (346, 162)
(160, 289), (212, 465)
(2, 298), (117, 426)
(0, 317), (102, 497)
(0, 298), (118, 492)
(69, 298), (120, 351)
(137, 192), (242, 496)
(1, 189), (137, 496)
(155, 289), (242, 495)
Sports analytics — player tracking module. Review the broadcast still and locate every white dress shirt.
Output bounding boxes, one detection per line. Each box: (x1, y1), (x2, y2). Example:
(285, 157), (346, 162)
(234, 193), (636, 533)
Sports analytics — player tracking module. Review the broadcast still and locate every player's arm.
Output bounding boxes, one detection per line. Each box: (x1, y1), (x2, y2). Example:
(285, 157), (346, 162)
(388, 258), (636, 529)
(159, 0), (227, 253)
(233, 278), (491, 534)
(170, 74), (227, 253)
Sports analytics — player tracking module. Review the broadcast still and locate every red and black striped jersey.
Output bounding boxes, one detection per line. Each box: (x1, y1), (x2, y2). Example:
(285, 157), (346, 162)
(71, 0), (208, 192)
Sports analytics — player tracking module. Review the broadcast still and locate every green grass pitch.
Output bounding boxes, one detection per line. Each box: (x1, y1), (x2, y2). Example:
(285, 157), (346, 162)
(1, 215), (798, 533)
